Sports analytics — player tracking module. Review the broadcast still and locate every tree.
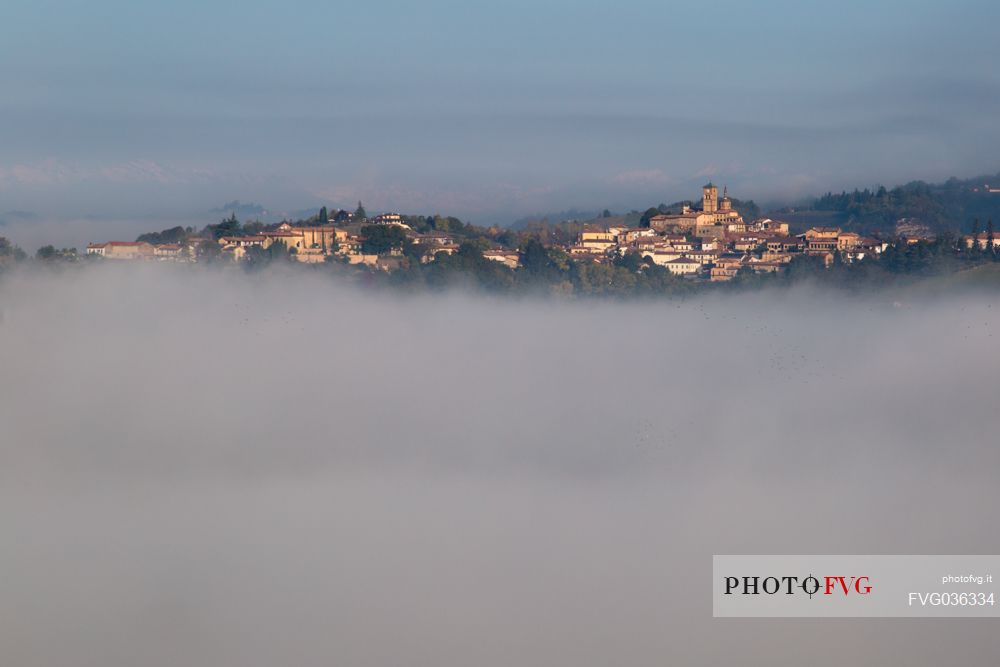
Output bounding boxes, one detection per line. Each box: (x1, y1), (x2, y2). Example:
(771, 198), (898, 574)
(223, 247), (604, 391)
(239, 240), (290, 269)
(207, 213), (241, 240)
(354, 201), (367, 221)
(569, 261), (638, 296)
(360, 224), (406, 255)
(421, 241), (515, 291)
(0, 236), (26, 261)
(987, 219), (996, 259)
(318, 206), (329, 225)
(496, 229), (519, 248)
(196, 240), (222, 263)
(639, 207), (660, 228)
(519, 238), (555, 279)
(602, 209), (612, 218)
(243, 220), (265, 235)
(614, 250), (643, 272)
(402, 239), (426, 262)
(34, 246), (76, 262)
(730, 198), (761, 222)
(430, 215), (464, 234)
(269, 239), (290, 260)
(137, 225), (187, 244)
(243, 245), (269, 269)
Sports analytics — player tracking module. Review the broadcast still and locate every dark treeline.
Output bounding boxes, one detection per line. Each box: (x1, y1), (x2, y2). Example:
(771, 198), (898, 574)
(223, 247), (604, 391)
(5, 183), (1000, 295)
(5, 221), (1000, 296)
(379, 239), (693, 297)
(803, 172), (1000, 233)
(354, 234), (1000, 297)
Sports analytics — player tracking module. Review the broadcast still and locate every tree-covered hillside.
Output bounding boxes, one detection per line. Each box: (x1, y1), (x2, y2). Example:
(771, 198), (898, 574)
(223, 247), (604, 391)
(788, 172), (1000, 234)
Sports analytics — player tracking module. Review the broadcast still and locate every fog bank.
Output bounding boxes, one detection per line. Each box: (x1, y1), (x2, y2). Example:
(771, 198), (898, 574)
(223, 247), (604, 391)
(2, 264), (999, 666)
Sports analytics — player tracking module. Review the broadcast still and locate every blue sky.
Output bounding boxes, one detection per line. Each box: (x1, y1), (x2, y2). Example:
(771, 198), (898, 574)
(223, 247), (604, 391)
(1, 0), (999, 229)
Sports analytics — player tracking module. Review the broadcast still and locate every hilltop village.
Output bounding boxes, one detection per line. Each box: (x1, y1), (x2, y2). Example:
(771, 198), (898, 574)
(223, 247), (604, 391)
(562, 184), (889, 281)
(77, 184), (954, 285)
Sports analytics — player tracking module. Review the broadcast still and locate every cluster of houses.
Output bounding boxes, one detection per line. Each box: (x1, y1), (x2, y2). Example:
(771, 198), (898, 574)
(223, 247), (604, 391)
(85, 216), (522, 270)
(85, 241), (191, 261)
(564, 184), (888, 281)
(89, 184), (985, 279)
(214, 220), (519, 269)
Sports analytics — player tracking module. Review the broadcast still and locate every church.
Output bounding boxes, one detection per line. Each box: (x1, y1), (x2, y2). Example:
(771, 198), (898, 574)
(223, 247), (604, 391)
(648, 183), (744, 238)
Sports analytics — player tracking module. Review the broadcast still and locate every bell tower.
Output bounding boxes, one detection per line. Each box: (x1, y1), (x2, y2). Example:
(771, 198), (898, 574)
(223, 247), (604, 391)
(702, 183), (718, 213)
(720, 185), (732, 211)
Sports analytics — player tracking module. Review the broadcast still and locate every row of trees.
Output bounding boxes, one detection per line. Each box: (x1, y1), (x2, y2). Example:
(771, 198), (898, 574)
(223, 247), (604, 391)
(316, 202), (367, 225)
(133, 203), (597, 258)
(809, 173), (1000, 233)
(2, 237), (84, 265)
(366, 238), (692, 297)
(361, 217), (1000, 295)
(733, 230), (1000, 292)
(0, 237), (27, 263)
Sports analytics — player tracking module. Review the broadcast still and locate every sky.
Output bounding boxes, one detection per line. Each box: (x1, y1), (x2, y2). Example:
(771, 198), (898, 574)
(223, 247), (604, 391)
(1, 0), (1000, 234)
(3, 264), (1000, 665)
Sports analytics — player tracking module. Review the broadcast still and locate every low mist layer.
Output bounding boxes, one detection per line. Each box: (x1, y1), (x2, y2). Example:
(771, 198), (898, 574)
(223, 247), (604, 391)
(2, 264), (999, 666)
